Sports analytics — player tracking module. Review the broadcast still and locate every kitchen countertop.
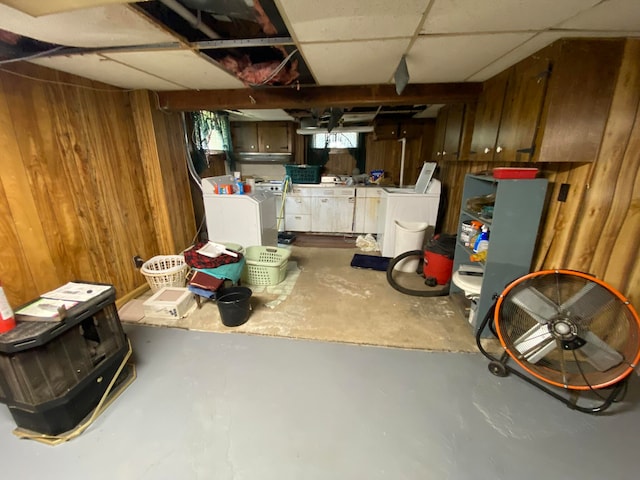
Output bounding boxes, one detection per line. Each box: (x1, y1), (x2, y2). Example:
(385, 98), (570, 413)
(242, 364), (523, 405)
(291, 183), (381, 188)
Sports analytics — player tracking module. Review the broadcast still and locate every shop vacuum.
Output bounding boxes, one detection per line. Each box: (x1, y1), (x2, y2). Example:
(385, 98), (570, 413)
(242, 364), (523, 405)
(386, 234), (456, 296)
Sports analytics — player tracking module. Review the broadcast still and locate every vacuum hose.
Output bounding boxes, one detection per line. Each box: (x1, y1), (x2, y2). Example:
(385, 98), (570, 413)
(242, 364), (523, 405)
(386, 250), (451, 297)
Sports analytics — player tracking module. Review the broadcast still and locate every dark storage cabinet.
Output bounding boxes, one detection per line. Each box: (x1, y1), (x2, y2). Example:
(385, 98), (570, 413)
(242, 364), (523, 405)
(0, 284), (128, 435)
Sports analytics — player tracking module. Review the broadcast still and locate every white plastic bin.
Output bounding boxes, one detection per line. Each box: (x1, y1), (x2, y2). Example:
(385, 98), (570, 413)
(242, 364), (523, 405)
(393, 221), (429, 272)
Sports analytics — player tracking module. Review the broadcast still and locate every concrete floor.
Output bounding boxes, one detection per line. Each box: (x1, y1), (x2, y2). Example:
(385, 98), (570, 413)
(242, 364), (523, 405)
(125, 246), (480, 352)
(1, 325), (638, 480)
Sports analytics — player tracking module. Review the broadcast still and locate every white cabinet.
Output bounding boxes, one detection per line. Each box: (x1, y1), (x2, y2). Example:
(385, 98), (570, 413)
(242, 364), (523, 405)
(310, 187), (355, 233)
(354, 187), (383, 234)
(284, 186), (356, 233)
(284, 187), (311, 231)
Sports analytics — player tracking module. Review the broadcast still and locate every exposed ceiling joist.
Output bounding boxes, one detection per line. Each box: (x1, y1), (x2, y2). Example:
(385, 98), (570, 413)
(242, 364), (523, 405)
(156, 82), (482, 111)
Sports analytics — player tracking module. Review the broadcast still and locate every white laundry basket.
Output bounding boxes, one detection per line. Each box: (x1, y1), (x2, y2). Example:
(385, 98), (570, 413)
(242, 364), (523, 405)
(140, 255), (189, 292)
(393, 221), (429, 272)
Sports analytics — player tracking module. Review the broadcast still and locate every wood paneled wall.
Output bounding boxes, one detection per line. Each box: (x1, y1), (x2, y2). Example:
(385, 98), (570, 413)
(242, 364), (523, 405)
(0, 64), (195, 306)
(365, 121), (435, 184)
(439, 39), (640, 307)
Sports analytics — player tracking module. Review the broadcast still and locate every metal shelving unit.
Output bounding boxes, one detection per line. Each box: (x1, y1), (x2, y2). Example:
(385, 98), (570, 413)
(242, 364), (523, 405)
(451, 174), (548, 336)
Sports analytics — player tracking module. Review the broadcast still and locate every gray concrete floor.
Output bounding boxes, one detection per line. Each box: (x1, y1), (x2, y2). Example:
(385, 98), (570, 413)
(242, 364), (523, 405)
(1, 325), (639, 480)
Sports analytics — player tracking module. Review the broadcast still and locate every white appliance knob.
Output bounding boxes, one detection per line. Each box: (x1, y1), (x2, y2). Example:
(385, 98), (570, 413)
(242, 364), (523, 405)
(496, 146), (503, 153)
(484, 147), (491, 154)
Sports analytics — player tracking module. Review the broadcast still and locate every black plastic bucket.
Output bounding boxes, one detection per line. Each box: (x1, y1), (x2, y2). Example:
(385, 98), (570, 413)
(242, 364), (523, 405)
(216, 287), (252, 327)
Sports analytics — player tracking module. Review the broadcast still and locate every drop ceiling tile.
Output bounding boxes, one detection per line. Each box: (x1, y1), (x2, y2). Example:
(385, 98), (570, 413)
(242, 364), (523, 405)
(301, 39), (409, 85)
(277, 0), (427, 42)
(467, 30), (640, 81)
(0, 4), (177, 48)
(0, 1), (130, 17)
(557, 0), (640, 31)
(30, 54), (183, 90)
(103, 50), (244, 90)
(421, 0), (600, 34)
(407, 33), (535, 83)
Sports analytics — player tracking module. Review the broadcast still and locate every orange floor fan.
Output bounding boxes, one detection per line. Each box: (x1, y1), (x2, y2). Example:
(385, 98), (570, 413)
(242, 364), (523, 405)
(476, 269), (640, 414)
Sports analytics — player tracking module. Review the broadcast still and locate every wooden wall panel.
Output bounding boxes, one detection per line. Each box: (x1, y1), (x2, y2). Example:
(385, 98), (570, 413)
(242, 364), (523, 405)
(365, 135), (424, 184)
(0, 64), (193, 306)
(150, 101), (195, 252)
(324, 151), (357, 175)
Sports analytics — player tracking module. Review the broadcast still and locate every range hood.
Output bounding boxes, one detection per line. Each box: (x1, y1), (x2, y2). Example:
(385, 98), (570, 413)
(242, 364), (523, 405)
(235, 152), (292, 163)
(295, 126), (374, 135)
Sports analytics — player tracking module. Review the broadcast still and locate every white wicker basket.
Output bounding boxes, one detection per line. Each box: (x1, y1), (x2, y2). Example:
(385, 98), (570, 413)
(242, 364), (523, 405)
(140, 255), (189, 292)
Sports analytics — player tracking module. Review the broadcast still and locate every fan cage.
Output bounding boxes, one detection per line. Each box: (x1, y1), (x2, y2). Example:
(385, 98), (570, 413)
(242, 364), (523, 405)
(495, 270), (640, 391)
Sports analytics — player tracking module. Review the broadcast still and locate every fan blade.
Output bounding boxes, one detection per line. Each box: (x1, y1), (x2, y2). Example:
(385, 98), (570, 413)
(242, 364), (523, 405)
(560, 282), (613, 323)
(579, 331), (624, 371)
(510, 286), (559, 324)
(513, 323), (556, 364)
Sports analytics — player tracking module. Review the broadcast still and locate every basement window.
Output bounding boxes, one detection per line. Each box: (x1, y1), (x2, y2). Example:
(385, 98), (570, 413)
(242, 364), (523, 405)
(207, 129), (225, 152)
(312, 132), (359, 149)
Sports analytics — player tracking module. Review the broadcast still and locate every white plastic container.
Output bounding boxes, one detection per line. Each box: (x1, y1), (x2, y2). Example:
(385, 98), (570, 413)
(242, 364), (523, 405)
(143, 287), (195, 319)
(393, 221), (429, 272)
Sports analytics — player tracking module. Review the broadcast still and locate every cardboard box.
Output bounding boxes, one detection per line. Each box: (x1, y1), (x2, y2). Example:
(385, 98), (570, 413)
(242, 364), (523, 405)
(143, 287), (195, 319)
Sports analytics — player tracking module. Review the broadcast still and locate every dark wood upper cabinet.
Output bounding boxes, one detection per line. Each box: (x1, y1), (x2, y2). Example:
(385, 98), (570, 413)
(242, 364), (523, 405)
(231, 121), (292, 153)
(230, 122), (259, 151)
(469, 68), (510, 161)
(375, 121), (425, 141)
(257, 122), (291, 152)
(494, 55), (551, 162)
(533, 38), (625, 163)
(399, 122), (424, 139)
(431, 104), (468, 161)
(431, 109), (447, 161)
(467, 38), (624, 164)
(442, 103), (465, 161)
(373, 122), (399, 140)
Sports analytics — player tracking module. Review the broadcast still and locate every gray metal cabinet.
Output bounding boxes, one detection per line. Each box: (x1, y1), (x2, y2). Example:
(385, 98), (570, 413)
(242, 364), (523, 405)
(451, 174), (548, 336)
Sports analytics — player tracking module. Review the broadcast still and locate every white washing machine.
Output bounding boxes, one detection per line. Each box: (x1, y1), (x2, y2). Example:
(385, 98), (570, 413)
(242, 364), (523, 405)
(202, 176), (277, 247)
(377, 164), (441, 258)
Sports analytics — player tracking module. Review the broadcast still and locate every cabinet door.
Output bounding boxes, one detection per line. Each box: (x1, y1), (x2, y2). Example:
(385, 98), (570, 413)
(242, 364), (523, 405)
(374, 122), (399, 140)
(399, 122), (424, 139)
(230, 122), (258, 151)
(494, 55), (551, 163)
(469, 69), (510, 161)
(363, 196), (381, 233)
(284, 195), (311, 215)
(431, 107), (447, 161)
(311, 197), (355, 233)
(285, 214), (311, 231)
(534, 38), (625, 163)
(258, 122), (291, 152)
(442, 103), (465, 161)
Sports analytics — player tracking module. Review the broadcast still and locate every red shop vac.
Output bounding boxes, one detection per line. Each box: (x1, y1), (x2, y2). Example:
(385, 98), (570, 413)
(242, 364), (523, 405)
(386, 234), (456, 296)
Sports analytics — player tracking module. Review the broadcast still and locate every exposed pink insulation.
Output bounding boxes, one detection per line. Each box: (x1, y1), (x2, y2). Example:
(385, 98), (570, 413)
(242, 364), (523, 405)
(219, 54), (299, 86)
(217, 0), (300, 86)
(0, 29), (19, 45)
(253, 0), (277, 36)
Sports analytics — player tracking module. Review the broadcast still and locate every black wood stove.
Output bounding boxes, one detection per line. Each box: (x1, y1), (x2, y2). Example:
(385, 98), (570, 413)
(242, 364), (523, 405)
(0, 284), (130, 435)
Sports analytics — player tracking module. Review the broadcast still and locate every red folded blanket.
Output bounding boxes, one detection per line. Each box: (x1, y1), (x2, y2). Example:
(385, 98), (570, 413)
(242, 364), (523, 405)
(183, 242), (243, 269)
(189, 271), (224, 292)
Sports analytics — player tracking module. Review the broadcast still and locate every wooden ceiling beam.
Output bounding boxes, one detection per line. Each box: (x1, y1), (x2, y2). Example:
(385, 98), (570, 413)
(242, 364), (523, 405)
(156, 83), (482, 111)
